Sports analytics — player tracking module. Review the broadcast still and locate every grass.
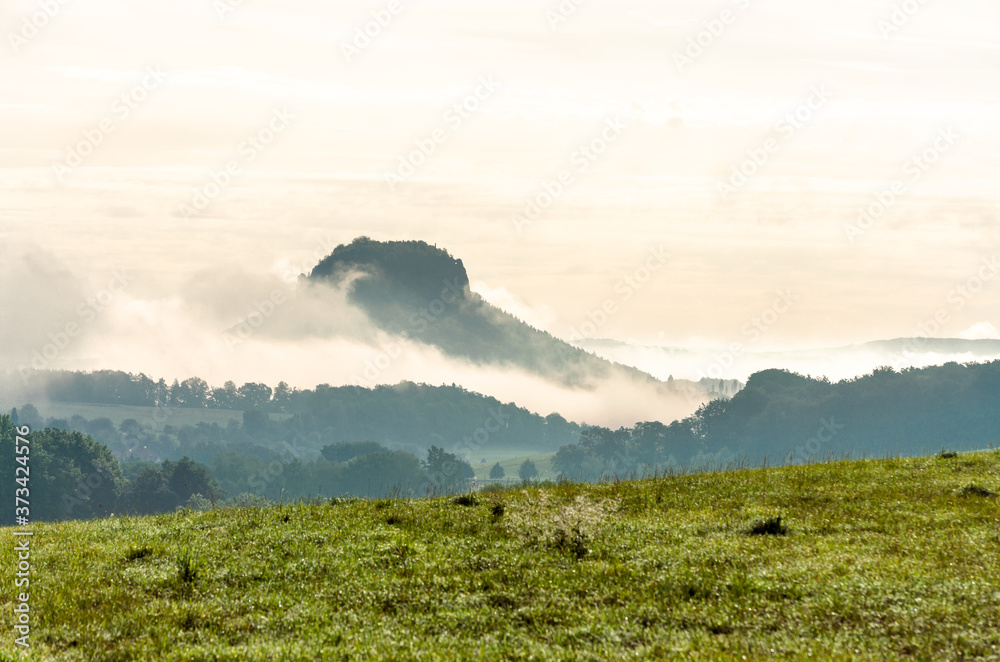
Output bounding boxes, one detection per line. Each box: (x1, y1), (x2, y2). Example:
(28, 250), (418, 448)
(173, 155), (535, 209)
(2, 451), (1000, 660)
(476, 451), (557, 482)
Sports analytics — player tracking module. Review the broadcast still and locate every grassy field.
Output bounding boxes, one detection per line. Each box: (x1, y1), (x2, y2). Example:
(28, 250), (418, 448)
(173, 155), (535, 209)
(0, 401), (290, 430)
(2, 451), (999, 660)
(474, 451), (557, 482)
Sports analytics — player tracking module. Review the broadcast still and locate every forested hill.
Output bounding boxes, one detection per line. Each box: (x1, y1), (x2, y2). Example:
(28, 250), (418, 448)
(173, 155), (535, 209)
(689, 360), (1000, 464)
(0, 369), (581, 459)
(549, 360), (1000, 479)
(307, 237), (725, 399)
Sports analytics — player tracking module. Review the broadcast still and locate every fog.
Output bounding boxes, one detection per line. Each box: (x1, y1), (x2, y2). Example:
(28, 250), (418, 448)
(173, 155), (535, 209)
(0, 242), (710, 426)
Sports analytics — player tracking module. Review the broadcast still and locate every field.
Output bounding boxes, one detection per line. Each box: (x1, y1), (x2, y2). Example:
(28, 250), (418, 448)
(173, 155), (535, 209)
(473, 451), (557, 482)
(2, 451), (999, 660)
(0, 401), (290, 430)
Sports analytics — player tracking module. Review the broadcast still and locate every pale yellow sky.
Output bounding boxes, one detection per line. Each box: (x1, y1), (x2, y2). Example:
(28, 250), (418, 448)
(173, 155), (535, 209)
(1, 0), (999, 400)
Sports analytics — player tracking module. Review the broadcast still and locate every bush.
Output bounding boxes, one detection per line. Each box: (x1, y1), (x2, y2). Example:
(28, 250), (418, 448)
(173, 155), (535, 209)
(748, 516), (788, 536)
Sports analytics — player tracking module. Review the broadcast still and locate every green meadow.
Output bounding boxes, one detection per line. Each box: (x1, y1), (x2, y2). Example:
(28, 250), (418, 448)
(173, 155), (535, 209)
(2, 450), (999, 661)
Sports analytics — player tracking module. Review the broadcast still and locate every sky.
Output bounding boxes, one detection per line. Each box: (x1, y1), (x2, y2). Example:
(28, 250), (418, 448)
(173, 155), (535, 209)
(1, 0), (999, 418)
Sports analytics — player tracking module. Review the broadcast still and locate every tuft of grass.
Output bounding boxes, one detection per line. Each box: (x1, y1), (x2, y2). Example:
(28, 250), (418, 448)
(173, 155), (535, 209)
(175, 547), (201, 586)
(958, 483), (997, 498)
(938, 449), (960, 459)
(123, 546), (153, 562)
(747, 515), (789, 536)
(451, 493), (480, 507)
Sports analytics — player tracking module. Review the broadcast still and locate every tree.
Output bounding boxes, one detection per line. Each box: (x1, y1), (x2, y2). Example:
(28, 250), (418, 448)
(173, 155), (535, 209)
(489, 462), (505, 479)
(123, 468), (179, 514)
(342, 451), (428, 498)
(552, 444), (600, 481)
(181, 377), (209, 407)
(11, 427), (127, 521)
(272, 381), (293, 412)
(422, 445), (474, 493)
(17, 404), (42, 431)
(321, 441), (386, 463)
(165, 456), (220, 504)
(211, 381), (239, 410)
(119, 418), (143, 438)
(154, 378), (169, 406)
(242, 409), (270, 438)
(518, 459), (538, 481)
(238, 382), (273, 411)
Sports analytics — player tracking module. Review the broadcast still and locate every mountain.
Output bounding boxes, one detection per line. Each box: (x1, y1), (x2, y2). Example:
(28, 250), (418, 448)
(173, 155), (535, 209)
(307, 237), (734, 410)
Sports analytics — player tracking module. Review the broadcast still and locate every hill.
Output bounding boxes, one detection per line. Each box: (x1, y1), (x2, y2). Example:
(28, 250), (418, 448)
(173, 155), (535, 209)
(307, 237), (732, 406)
(2, 451), (998, 659)
(576, 335), (1000, 384)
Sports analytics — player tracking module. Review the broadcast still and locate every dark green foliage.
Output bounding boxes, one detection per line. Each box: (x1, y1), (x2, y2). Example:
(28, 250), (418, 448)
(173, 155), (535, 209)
(9, 372), (580, 462)
(958, 484), (997, 498)
(551, 361), (1000, 480)
(518, 459), (538, 481)
(321, 440), (386, 463)
(551, 523), (589, 560)
(0, 421), (126, 524)
(164, 456), (221, 504)
(451, 493), (479, 507)
(489, 461), (505, 479)
(124, 546), (153, 562)
(748, 516), (788, 536)
(423, 445), (475, 494)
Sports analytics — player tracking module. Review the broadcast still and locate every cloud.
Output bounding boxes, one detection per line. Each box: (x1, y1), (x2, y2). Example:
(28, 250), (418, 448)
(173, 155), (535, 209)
(958, 322), (1000, 341)
(471, 281), (556, 331)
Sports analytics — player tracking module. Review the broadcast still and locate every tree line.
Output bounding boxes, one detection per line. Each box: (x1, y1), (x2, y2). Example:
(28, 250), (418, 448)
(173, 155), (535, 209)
(0, 415), (482, 525)
(551, 361), (1000, 480)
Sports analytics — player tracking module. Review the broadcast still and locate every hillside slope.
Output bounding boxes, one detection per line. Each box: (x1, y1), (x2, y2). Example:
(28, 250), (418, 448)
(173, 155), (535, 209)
(308, 237), (731, 402)
(3, 451), (998, 660)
